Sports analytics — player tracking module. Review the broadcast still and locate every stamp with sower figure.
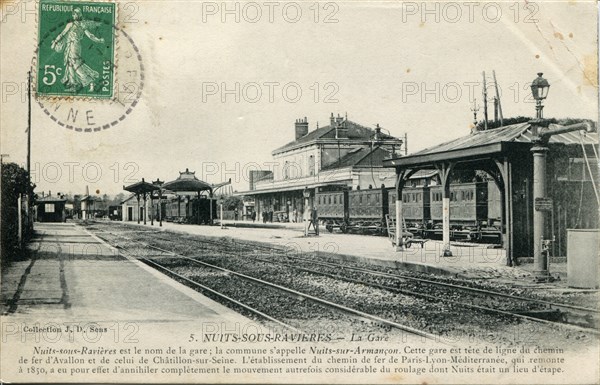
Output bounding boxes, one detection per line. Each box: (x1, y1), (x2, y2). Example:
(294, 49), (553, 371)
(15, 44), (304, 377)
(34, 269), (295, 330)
(37, 0), (116, 99)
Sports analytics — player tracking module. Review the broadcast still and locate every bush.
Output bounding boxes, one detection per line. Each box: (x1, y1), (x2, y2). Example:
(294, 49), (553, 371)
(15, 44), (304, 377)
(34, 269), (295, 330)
(1, 163), (33, 263)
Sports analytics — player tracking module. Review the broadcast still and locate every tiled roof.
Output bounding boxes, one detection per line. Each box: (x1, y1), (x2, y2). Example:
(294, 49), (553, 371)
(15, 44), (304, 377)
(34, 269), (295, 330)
(272, 119), (397, 154)
(37, 195), (66, 202)
(321, 147), (393, 171)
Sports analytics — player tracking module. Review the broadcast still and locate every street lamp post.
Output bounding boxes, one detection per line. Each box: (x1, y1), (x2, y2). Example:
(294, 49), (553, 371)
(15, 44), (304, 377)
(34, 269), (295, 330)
(153, 179), (163, 227)
(303, 187), (310, 236)
(531, 73), (550, 119)
(529, 73), (551, 279)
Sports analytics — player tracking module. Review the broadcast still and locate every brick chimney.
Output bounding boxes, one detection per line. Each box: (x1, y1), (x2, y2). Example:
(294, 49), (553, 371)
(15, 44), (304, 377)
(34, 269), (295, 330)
(294, 117), (309, 140)
(333, 113), (348, 139)
(374, 124), (382, 141)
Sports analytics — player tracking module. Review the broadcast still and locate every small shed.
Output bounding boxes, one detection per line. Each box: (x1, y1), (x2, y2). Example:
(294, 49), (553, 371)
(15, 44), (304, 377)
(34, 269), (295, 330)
(36, 195), (67, 222)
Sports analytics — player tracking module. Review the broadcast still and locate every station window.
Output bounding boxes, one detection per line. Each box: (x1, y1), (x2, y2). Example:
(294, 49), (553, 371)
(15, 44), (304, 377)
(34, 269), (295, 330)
(45, 203), (55, 213)
(334, 195), (337, 204)
(328, 195), (332, 205)
(375, 194), (380, 203)
(308, 155), (315, 176)
(283, 161), (289, 180)
(359, 195), (363, 204)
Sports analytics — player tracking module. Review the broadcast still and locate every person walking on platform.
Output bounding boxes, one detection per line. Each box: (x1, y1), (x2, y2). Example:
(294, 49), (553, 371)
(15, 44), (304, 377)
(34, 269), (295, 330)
(308, 207), (319, 235)
(251, 210), (256, 223)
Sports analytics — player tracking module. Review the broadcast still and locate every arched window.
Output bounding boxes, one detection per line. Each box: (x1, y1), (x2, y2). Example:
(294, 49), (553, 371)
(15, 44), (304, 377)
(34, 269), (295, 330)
(283, 161), (289, 180)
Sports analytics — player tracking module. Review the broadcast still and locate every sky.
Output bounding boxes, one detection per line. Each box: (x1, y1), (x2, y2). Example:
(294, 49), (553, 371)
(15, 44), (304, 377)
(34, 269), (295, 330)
(1, 0), (598, 196)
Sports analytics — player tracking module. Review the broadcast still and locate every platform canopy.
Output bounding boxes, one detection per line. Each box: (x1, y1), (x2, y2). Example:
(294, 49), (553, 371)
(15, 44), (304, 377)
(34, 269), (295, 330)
(163, 169), (216, 225)
(162, 168), (213, 194)
(383, 120), (598, 265)
(123, 178), (161, 225)
(384, 122), (598, 170)
(123, 178), (160, 195)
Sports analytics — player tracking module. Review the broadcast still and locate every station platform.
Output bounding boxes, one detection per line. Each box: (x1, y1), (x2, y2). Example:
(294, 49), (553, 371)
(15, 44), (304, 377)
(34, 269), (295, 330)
(124, 220), (536, 281)
(1, 222), (250, 352)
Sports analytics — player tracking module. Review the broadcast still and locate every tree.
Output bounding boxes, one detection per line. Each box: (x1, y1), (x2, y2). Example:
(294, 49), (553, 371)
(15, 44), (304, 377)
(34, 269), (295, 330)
(221, 195), (243, 211)
(109, 193), (126, 206)
(1, 162), (34, 262)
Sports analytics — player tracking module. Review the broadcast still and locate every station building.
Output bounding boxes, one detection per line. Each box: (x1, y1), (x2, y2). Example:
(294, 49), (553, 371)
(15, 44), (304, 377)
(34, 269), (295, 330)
(240, 113), (403, 221)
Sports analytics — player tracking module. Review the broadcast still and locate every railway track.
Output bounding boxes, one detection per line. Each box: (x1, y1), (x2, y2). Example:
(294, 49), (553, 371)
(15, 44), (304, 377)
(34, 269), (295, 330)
(86, 223), (599, 340)
(250, 254), (599, 333)
(91, 228), (444, 341)
(143, 246), (441, 341)
(138, 256), (303, 333)
(131, 228), (599, 330)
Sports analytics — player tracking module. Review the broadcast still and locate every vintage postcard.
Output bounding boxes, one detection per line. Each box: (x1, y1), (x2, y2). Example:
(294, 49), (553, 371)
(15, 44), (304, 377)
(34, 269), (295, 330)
(1, 0), (598, 384)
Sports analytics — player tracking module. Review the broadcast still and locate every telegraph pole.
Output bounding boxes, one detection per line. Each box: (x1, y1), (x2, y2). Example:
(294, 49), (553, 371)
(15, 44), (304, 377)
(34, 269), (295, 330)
(482, 71), (488, 130)
(26, 70), (32, 232)
(27, 70), (31, 185)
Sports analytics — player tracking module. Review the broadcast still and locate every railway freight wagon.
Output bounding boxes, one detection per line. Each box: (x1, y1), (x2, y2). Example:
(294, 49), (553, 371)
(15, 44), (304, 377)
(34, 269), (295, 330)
(317, 182), (503, 242)
(388, 186), (431, 236)
(315, 188), (348, 232)
(316, 187), (389, 235)
(426, 182), (488, 240)
(347, 188), (389, 234)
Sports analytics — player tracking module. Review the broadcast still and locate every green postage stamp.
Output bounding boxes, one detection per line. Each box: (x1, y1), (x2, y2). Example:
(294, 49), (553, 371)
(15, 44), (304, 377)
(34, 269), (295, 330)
(37, 0), (116, 98)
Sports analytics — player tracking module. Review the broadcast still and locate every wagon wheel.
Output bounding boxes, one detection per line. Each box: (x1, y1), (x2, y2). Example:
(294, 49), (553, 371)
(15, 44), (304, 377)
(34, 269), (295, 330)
(326, 224), (334, 233)
(340, 224), (348, 233)
(405, 240), (412, 248)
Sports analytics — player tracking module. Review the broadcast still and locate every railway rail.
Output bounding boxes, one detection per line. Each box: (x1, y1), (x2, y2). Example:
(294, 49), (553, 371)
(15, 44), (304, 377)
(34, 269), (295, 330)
(115, 227), (598, 324)
(139, 227), (597, 331)
(249, 254), (599, 332)
(92, 228), (444, 341)
(142, 246), (440, 341)
(86, 223), (599, 342)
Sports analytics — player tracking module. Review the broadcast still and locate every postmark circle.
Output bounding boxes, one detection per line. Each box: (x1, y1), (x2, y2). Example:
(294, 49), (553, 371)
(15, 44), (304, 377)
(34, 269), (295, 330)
(33, 12), (144, 133)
